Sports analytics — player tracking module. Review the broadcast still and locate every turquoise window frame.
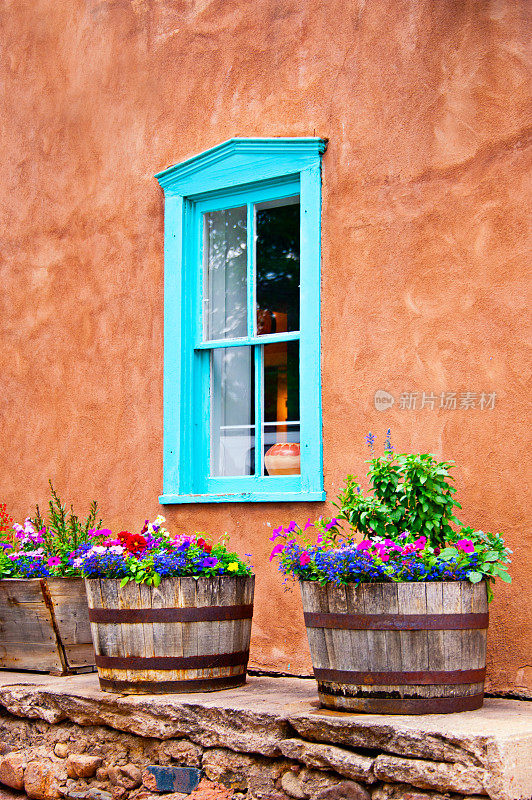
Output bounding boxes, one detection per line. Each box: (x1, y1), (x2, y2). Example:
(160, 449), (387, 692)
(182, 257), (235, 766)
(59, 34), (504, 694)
(155, 137), (326, 504)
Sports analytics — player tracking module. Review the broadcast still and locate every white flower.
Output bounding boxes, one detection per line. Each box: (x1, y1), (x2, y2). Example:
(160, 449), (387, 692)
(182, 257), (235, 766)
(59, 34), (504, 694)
(108, 545), (125, 555)
(25, 548), (44, 558)
(72, 558), (83, 569)
(91, 546), (106, 555)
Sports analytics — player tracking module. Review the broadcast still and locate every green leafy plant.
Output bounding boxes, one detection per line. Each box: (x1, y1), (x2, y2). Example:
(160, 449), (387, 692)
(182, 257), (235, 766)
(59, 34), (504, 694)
(31, 480), (102, 556)
(336, 434), (461, 547)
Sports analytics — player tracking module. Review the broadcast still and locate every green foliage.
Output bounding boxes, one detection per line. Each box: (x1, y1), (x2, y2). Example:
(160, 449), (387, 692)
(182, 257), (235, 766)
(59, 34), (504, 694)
(336, 453), (462, 547)
(30, 480), (102, 570)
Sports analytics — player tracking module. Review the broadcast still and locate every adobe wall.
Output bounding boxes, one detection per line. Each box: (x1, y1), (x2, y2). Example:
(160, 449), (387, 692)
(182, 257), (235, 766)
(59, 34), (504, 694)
(0, 0), (530, 694)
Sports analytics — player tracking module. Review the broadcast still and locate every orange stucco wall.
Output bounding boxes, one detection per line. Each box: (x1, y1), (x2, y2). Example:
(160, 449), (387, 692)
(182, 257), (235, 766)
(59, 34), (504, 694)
(1, 0), (530, 695)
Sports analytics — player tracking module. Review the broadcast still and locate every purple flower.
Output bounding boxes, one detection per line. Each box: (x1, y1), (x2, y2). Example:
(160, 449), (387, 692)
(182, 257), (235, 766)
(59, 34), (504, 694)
(365, 431), (375, 453)
(304, 518), (314, 531)
(384, 428), (394, 458)
(324, 518), (339, 532)
(201, 556), (219, 569)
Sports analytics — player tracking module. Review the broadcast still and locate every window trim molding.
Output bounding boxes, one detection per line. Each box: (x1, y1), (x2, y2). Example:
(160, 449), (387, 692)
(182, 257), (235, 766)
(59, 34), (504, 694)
(156, 137), (327, 504)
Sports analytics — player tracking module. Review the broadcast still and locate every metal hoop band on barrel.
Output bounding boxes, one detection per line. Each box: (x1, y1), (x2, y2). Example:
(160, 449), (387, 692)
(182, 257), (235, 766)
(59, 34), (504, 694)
(95, 650), (249, 670)
(98, 674), (247, 694)
(88, 604), (254, 623)
(315, 692), (485, 714)
(313, 667), (486, 685)
(303, 612), (489, 630)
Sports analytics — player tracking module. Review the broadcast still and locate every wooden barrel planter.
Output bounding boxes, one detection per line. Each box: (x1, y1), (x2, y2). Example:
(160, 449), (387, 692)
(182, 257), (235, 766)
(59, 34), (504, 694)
(0, 578), (95, 674)
(301, 580), (488, 714)
(85, 575), (254, 694)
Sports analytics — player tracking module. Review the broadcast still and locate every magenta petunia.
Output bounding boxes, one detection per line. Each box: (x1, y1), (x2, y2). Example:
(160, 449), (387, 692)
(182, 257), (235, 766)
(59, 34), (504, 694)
(269, 541), (285, 562)
(455, 538), (475, 554)
(299, 552), (311, 567)
(356, 540), (372, 551)
(269, 525), (284, 542)
(284, 521), (297, 534)
(47, 557), (62, 567)
(304, 518), (314, 531)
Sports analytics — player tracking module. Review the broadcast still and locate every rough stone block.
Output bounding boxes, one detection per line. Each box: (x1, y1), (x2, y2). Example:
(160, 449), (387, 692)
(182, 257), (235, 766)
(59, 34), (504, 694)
(0, 788), (30, 800)
(54, 745), (69, 759)
(373, 755), (487, 795)
(108, 764), (142, 790)
(370, 784), (462, 800)
(280, 770), (307, 799)
(202, 748), (288, 790)
(24, 759), (67, 800)
(189, 780), (236, 799)
(279, 739), (375, 784)
(165, 741), (203, 768)
(0, 751), (28, 790)
(86, 790), (112, 800)
(142, 766), (201, 794)
(66, 756), (103, 780)
(314, 781), (371, 800)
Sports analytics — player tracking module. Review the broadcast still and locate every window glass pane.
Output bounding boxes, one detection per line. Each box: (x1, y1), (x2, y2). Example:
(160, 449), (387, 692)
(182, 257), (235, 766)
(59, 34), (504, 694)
(263, 341), (300, 476)
(203, 206), (247, 340)
(211, 347), (255, 476)
(256, 196), (300, 336)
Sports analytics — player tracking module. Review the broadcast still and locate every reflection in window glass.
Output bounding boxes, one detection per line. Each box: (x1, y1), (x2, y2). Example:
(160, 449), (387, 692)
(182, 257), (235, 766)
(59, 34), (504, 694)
(203, 206), (247, 340)
(211, 347), (255, 477)
(256, 197), (300, 336)
(263, 341), (300, 475)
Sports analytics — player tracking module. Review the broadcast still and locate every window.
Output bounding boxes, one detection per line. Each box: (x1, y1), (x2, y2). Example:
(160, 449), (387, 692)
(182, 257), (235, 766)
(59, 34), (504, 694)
(156, 138), (326, 503)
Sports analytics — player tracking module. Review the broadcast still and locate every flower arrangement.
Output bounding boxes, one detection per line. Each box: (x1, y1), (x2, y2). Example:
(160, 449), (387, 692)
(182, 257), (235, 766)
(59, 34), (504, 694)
(0, 483), (102, 579)
(270, 432), (511, 600)
(73, 520), (252, 587)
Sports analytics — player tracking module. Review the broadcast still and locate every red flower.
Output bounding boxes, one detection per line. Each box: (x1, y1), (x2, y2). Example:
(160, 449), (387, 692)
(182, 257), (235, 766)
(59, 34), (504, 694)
(197, 538), (212, 554)
(118, 531), (131, 544)
(125, 533), (147, 554)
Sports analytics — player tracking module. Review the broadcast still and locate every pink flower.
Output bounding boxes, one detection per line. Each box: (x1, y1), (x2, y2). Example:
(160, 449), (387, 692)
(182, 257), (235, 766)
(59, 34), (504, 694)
(455, 538), (475, 554)
(304, 518), (314, 531)
(47, 557), (61, 567)
(284, 521), (297, 534)
(374, 544), (390, 562)
(402, 536), (427, 555)
(269, 525), (284, 542)
(269, 541), (285, 562)
(357, 540), (372, 551)
(299, 552), (311, 567)
(324, 518), (339, 532)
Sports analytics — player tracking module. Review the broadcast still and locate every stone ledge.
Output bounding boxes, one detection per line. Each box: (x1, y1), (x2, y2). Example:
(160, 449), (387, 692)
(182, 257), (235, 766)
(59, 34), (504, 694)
(0, 673), (530, 800)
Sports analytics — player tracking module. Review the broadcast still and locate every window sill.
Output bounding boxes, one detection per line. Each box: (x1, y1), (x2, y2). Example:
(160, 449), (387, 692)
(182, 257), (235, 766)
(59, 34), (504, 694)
(158, 491), (326, 504)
